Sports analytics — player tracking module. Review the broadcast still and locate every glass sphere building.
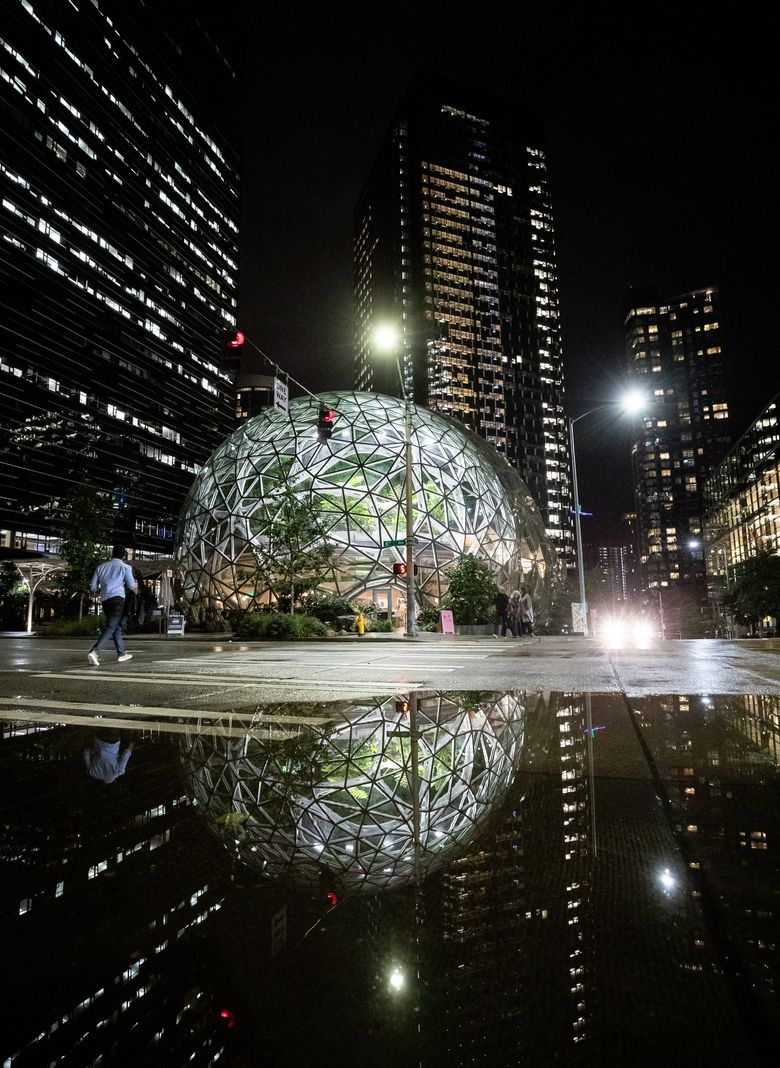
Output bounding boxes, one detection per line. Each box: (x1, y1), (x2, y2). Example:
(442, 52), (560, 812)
(176, 391), (557, 621)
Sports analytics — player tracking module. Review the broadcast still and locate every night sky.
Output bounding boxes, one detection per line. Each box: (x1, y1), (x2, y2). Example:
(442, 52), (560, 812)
(236, 3), (777, 540)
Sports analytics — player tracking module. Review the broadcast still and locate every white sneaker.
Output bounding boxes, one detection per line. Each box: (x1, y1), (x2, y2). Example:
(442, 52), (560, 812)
(87, 651), (100, 666)
(117, 653), (133, 663)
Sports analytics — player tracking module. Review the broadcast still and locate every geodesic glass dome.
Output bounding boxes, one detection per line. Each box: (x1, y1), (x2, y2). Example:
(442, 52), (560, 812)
(176, 391), (557, 621)
(181, 691), (524, 891)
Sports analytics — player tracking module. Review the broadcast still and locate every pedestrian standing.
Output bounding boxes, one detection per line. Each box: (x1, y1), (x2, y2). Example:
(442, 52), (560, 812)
(508, 589), (522, 638)
(519, 585), (534, 637)
(494, 589), (510, 637)
(87, 545), (138, 666)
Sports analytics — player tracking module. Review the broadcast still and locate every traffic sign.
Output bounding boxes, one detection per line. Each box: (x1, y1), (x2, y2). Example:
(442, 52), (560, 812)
(383, 538), (406, 548)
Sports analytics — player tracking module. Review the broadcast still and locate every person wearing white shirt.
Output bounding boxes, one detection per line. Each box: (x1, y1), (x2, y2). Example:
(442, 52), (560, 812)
(87, 545), (138, 666)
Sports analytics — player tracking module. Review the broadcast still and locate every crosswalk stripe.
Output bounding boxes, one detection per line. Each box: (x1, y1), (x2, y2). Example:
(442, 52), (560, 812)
(28, 671), (424, 691)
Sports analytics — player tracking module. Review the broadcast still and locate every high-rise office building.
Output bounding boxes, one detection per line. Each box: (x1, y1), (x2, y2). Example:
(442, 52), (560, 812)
(0, 0), (240, 558)
(624, 286), (731, 590)
(353, 77), (573, 564)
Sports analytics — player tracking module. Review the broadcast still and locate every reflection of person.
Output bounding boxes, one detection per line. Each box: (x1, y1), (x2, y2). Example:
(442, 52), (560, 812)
(519, 586), (534, 636)
(87, 546), (138, 666)
(83, 735), (133, 783)
(494, 589), (510, 637)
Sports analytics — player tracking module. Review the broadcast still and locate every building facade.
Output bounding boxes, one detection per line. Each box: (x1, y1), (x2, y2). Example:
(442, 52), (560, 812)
(704, 392), (779, 582)
(625, 286), (731, 590)
(0, 0), (240, 559)
(353, 77), (574, 565)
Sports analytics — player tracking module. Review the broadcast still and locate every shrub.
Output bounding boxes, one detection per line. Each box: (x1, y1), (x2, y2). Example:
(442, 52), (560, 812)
(441, 554), (498, 625)
(231, 612), (328, 639)
(416, 604), (440, 632)
(302, 592), (356, 626)
(44, 615), (107, 637)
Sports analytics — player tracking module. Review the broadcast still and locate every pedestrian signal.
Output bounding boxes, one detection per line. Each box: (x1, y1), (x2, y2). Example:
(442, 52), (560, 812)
(392, 562), (418, 576)
(226, 329), (245, 348)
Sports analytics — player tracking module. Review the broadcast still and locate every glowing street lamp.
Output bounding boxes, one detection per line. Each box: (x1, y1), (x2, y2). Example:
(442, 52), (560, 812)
(373, 323), (417, 638)
(388, 966), (405, 993)
(569, 392), (648, 637)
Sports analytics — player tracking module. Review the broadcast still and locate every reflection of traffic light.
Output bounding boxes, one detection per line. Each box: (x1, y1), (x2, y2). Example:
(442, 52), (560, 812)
(226, 329), (245, 348)
(317, 406), (335, 442)
(218, 1008), (237, 1029)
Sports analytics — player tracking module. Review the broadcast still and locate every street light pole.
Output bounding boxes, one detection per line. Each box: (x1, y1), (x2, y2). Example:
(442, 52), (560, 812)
(403, 394), (417, 638)
(568, 415), (589, 637)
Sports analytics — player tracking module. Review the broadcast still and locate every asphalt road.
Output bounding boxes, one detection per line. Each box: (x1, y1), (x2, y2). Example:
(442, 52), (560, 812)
(0, 635), (778, 735)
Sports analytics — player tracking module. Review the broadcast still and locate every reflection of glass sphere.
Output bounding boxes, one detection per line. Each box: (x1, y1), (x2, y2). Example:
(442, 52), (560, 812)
(175, 391), (557, 619)
(181, 692), (524, 891)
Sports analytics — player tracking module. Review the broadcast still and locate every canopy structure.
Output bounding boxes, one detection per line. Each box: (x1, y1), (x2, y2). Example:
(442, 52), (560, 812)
(0, 552), (68, 634)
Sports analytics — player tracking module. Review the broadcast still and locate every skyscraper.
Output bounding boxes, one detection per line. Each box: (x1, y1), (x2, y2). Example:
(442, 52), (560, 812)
(624, 286), (731, 590)
(353, 77), (573, 564)
(0, 0), (240, 558)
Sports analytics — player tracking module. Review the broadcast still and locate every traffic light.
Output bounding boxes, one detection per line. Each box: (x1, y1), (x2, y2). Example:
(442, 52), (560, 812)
(392, 562), (418, 576)
(226, 329), (245, 348)
(317, 406), (336, 442)
(395, 698), (410, 715)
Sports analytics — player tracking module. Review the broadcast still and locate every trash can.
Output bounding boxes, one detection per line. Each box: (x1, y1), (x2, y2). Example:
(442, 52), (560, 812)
(167, 612), (185, 637)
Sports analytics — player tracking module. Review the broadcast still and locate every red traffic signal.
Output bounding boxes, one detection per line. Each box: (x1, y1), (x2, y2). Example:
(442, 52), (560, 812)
(317, 406), (336, 442)
(226, 329), (245, 348)
(392, 562), (418, 576)
(219, 1009), (237, 1029)
(325, 891), (338, 907)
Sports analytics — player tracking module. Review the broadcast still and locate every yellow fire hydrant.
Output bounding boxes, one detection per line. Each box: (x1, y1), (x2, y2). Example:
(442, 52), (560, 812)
(356, 612), (365, 636)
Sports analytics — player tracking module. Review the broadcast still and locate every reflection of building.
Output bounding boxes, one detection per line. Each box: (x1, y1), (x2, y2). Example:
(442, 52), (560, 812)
(631, 693), (780, 1046)
(420, 692), (594, 1065)
(625, 286), (731, 591)
(181, 692), (525, 892)
(704, 392), (780, 588)
(0, 724), (229, 1064)
(352, 76), (574, 566)
(0, 2), (240, 558)
(176, 391), (557, 622)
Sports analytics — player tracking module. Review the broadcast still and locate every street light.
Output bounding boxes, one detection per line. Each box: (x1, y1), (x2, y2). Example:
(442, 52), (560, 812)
(569, 392), (648, 637)
(373, 323), (417, 637)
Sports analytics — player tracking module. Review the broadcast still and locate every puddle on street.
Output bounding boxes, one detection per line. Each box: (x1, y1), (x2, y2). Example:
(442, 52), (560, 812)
(2, 691), (778, 1066)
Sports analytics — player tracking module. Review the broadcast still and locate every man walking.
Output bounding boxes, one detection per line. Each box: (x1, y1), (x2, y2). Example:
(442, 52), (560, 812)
(87, 545), (138, 666)
(494, 588), (510, 637)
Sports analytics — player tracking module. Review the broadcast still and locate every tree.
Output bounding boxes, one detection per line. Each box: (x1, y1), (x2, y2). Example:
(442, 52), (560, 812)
(242, 488), (336, 614)
(442, 554), (498, 626)
(724, 552), (780, 630)
(57, 486), (113, 618)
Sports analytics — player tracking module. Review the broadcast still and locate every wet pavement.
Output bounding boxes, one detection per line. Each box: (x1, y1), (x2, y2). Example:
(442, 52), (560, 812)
(2, 689), (778, 1066)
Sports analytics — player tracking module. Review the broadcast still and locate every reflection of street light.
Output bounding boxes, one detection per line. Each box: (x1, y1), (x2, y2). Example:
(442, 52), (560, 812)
(658, 868), (676, 892)
(388, 966), (405, 993)
(569, 392), (648, 637)
(373, 323), (416, 637)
